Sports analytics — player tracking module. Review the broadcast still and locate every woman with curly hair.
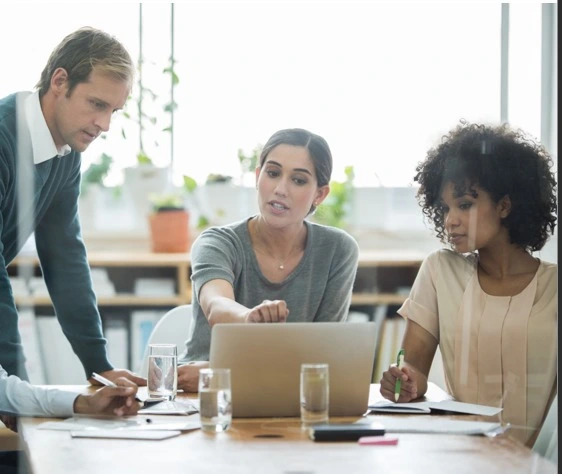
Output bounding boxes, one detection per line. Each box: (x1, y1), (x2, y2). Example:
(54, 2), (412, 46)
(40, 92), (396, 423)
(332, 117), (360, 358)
(379, 120), (557, 447)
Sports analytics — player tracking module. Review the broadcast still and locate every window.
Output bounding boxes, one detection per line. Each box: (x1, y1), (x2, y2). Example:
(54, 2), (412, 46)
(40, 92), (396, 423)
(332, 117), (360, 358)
(0, 2), (551, 188)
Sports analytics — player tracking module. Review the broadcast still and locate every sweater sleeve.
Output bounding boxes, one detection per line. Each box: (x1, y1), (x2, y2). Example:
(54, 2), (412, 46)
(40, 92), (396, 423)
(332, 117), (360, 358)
(0, 364), (77, 417)
(0, 219), (26, 378)
(34, 161), (112, 379)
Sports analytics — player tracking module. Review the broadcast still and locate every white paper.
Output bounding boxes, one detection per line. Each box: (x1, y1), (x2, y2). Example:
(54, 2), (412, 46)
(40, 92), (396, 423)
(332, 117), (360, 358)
(428, 400), (502, 416)
(369, 401), (431, 414)
(365, 415), (503, 435)
(70, 430), (181, 440)
(139, 399), (199, 415)
(38, 415), (200, 432)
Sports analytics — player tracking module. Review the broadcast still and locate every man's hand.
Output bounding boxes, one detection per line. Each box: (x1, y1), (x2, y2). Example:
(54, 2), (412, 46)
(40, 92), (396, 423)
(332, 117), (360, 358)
(74, 377), (140, 416)
(88, 369), (147, 387)
(245, 300), (289, 323)
(177, 361), (209, 393)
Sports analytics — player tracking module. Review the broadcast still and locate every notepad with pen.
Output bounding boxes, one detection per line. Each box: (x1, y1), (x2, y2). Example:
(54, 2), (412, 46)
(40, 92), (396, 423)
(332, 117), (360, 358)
(369, 400), (502, 417)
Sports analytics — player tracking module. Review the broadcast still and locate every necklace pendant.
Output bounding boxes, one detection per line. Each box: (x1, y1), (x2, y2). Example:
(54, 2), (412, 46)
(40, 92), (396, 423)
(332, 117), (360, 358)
(279, 264), (284, 270)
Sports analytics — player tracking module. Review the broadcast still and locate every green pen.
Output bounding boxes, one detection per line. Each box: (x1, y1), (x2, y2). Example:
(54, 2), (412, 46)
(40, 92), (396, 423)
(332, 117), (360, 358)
(394, 349), (405, 402)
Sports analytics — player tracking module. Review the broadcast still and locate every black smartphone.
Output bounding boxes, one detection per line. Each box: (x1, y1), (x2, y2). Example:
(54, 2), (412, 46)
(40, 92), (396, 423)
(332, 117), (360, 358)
(309, 422), (385, 441)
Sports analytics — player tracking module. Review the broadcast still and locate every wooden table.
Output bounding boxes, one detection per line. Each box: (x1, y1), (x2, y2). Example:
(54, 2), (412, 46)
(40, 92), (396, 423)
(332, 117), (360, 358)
(18, 384), (555, 474)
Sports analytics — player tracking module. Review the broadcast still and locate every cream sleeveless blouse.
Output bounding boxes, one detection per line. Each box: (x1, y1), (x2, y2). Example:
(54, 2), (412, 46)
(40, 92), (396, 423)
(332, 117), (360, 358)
(398, 249), (557, 445)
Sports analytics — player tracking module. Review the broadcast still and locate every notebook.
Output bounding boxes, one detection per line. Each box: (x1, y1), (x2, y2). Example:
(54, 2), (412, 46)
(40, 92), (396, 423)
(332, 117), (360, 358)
(209, 322), (378, 418)
(369, 400), (502, 416)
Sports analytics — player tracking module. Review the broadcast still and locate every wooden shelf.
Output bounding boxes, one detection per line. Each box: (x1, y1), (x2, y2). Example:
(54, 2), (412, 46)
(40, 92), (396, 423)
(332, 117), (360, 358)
(351, 293), (407, 306)
(15, 294), (191, 307)
(13, 252), (191, 267)
(357, 250), (424, 268)
(12, 250), (420, 310)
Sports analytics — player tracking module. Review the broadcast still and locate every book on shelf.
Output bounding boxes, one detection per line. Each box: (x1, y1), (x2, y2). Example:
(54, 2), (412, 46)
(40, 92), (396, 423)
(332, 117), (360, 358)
(104, 318), (129, 370)
(130, 310), (167, 373)
(18, 308), (46, 384)
(36, 316), (87, 384)
(372, 314), (406, 383)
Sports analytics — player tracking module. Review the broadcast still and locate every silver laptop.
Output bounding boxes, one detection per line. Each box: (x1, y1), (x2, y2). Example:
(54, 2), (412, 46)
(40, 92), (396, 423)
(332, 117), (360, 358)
(209, 322), (377, 418)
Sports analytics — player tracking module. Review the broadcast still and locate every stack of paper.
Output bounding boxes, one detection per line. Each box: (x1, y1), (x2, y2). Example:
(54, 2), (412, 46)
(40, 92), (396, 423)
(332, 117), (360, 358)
(90, 268), (116, 296)
(38, 415), (200, 440)
(134, 278), (175, 297)
(362, 416), (505, 436)
(29, 277), (49, 297)
(9, 276), (30, 297)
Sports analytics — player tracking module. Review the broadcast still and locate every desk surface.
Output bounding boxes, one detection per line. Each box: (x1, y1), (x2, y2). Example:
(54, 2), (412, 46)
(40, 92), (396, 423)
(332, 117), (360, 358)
(19, 384), (555, 474)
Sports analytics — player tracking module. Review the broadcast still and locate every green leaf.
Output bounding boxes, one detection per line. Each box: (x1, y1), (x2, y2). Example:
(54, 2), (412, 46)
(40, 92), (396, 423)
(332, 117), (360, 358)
(137, 151), (153, 165)
(197, 215), (210, 230)
(182, 175), (197, 193)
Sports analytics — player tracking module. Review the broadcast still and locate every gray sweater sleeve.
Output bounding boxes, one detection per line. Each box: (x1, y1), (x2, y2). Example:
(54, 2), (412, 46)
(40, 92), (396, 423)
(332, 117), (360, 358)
(310, 228), (359, 322)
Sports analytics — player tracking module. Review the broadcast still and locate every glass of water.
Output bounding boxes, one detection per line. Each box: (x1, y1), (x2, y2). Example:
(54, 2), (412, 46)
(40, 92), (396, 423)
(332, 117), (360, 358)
(300, 363), (329, 427)
(148, 344), (178, 400)
(198, 368), (232, 433)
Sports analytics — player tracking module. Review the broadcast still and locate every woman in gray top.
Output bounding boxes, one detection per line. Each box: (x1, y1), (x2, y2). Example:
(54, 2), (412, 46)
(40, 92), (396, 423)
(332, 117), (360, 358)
(177, 128), (359, 392)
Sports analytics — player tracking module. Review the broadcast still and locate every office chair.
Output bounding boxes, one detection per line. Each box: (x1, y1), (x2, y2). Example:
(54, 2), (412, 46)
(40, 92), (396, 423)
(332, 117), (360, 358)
(139, 304), (193, 377)
(532, 394), (557, 465)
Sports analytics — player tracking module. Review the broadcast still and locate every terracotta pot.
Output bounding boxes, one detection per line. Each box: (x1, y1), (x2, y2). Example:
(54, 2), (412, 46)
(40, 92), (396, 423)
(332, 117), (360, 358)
(149, 209), (190, 253)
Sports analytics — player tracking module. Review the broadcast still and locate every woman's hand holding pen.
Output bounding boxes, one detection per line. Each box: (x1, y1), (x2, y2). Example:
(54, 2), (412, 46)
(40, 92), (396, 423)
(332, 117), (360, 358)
(380, 364), (419, 403)
(245, 299), (289, 323)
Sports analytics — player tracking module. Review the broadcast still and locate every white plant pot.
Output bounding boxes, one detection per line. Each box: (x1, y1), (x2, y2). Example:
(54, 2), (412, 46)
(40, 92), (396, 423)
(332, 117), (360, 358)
(197, 183), (257, 226)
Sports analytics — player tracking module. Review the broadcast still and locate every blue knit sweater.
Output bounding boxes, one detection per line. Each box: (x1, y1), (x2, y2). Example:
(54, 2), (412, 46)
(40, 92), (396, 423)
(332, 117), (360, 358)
(0, 93), (112, 380)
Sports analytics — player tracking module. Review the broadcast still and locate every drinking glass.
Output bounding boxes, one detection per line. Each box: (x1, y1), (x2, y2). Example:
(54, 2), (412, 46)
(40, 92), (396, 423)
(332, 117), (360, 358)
(300, 363), (329, 427)
(147, 344), (178, 400)
(198, 368), (232, 433)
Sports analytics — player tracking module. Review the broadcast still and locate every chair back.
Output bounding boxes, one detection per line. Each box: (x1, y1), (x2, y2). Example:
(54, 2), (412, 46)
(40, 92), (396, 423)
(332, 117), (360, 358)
(532, 394), (558, 465)
(139, 304), (193, 377)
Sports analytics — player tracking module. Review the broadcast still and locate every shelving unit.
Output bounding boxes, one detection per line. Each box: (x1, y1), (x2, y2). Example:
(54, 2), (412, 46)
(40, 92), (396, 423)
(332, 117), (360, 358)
(11, 252), (191, 308)
(10, 250), (423, 376)
(11, 250), (423, 309)
(351, 250), (423, 307)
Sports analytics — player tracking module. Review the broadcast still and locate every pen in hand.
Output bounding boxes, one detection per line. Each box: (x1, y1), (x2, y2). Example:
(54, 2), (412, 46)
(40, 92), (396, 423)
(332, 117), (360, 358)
(394, 349), (405, 402)
(91, 372), (142, 402)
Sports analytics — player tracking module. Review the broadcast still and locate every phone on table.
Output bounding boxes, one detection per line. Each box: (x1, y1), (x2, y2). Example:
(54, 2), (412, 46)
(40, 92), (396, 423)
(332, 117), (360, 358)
(309, 422), (385, 441)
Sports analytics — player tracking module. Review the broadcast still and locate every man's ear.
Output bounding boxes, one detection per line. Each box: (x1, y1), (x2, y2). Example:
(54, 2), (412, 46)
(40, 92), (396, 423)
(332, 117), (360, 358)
(498, 195), (512, 218)
(50, 68), (69, 96)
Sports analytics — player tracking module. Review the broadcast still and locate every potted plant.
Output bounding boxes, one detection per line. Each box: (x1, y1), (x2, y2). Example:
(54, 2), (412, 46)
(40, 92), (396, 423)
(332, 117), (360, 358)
(148, 176), (209, 253)
(148, 192), (190, 253)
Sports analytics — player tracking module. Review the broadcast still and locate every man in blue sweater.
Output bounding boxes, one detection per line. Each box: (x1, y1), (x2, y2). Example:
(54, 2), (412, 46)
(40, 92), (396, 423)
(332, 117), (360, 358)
(0, 27), (146, 399)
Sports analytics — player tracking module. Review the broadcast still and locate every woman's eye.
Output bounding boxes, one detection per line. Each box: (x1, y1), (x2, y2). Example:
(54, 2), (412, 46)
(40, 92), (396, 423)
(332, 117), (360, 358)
(293, 177), (307, 186)
(459, 202), (472, 210)
(266, 169), (279, 178)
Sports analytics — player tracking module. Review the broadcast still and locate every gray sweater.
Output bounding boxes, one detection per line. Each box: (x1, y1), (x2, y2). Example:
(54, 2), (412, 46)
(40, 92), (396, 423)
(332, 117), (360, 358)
(181, 217), (359, 361)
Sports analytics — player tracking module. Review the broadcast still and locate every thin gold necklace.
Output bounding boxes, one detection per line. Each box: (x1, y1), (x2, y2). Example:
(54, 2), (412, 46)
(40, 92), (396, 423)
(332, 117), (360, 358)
(253, 219), (303, 270)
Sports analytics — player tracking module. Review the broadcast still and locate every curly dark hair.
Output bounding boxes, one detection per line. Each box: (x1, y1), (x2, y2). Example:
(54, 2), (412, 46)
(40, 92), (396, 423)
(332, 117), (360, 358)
(414, 120), (557, 252)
